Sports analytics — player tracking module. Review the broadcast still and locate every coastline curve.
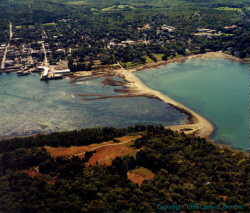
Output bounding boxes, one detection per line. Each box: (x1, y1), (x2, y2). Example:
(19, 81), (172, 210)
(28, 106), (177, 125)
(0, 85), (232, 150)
(115, 65), (215, 139)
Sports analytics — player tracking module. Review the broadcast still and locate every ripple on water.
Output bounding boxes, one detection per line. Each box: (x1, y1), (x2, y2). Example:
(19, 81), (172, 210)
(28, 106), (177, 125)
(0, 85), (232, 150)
(0, 74), (188, 137)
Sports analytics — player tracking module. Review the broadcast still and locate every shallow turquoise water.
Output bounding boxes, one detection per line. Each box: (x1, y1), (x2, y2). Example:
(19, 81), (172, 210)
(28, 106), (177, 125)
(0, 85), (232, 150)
(0, 73), (187, 138)
(136, 58), (249, 150)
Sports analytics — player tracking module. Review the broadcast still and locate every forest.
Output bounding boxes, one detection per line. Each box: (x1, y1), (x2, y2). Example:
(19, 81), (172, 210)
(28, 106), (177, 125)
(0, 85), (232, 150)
(0, 126), (249, 212)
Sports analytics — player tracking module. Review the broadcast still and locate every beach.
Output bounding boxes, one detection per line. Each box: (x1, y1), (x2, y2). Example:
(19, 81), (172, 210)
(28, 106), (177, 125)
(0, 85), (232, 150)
(114, 66), (214, 138)
(1, 51), (247, 147)
(112, 51), (249, 138)
(71, 51), (248, 139)
(135, 51), (249, 72)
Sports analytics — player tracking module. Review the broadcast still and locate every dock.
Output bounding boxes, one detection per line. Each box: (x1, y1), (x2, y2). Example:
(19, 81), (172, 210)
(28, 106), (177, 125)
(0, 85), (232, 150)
(39, 38), (70, 80)
(40, 66), (65, 80)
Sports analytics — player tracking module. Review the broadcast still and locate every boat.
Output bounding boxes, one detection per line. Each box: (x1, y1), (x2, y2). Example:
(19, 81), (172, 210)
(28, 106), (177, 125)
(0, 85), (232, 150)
(16, 71), (30, 76)
(51, 73), (63, 80)
(35, 66), (46, 73)
(40, 72), (63, 80)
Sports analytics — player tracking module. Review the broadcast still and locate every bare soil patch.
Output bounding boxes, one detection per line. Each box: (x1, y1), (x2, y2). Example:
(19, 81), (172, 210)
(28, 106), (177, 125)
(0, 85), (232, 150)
(45, 135), (141, 160)
(127, 167), (155, 185)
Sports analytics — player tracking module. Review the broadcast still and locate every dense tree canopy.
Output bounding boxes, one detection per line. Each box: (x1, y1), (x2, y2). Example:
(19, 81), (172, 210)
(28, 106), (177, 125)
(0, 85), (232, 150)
(0, 126), (249, 212)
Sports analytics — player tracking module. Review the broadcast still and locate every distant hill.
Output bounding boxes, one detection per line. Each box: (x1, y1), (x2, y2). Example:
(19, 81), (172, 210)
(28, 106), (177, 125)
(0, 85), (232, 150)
(0, 0), (248, 25)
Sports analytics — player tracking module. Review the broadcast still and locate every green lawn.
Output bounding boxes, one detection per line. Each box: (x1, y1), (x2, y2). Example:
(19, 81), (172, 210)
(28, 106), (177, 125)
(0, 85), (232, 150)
(65, 1), (88, 6)
(216, 7), (242, 12)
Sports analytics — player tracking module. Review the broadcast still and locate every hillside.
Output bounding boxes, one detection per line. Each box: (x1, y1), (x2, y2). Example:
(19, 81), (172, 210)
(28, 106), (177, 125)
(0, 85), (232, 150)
(0, 0), (249, 57)
(0, 126), (249, 212)
(0, 0), (249, 25)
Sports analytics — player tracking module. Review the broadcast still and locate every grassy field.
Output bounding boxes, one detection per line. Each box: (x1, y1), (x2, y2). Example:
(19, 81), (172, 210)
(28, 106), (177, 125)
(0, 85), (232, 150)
(102, 5), (135, 12)
(216, 7), (242, 12)
(65, 1), (88, 6)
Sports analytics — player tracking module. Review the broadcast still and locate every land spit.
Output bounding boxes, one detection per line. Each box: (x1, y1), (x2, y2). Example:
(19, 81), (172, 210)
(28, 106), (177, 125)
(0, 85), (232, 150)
(73, 52), (248, 138)
(112, 51), (249, 138)
(114, 66), (214, 138)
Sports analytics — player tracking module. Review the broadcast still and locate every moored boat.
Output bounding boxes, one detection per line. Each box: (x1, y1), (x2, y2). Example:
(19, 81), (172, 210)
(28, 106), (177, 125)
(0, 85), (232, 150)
(16, 71), (30, 76)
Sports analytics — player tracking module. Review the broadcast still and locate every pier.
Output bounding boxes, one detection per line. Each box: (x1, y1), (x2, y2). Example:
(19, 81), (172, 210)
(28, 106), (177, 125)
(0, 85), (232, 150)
(1, 23), (13, 70)
(39, 38), (69, 80)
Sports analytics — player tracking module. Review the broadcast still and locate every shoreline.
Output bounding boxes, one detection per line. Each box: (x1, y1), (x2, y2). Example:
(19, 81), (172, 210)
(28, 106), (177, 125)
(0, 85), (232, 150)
(111, 51), (249, 139)
(71, 51), (247, 139)
(134, 51), (249, 73)
(0, 52), (247, 149)
(114, 65), (214, 139)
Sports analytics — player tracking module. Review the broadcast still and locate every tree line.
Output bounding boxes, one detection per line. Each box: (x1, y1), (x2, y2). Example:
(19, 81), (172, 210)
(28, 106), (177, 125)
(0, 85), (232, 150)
(0, 126), (249, 212)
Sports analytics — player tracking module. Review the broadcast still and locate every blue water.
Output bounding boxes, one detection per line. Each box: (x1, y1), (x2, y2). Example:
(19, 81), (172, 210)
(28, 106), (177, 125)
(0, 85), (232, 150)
(136, 58), (249, 150)
(0, 73), (187, 138)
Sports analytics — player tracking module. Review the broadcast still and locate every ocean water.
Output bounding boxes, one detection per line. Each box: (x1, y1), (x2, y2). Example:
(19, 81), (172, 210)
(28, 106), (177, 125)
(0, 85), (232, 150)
(136, 58), (249, 150)
(0, 73), (187, 138)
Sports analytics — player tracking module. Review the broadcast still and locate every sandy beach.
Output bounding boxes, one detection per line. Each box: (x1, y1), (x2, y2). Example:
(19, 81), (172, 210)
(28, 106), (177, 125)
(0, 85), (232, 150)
(73, 51), (248, 139)
(135, 51), (249, 72)
(114, 65), (214, 138)
(113, 51), (249, 138)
